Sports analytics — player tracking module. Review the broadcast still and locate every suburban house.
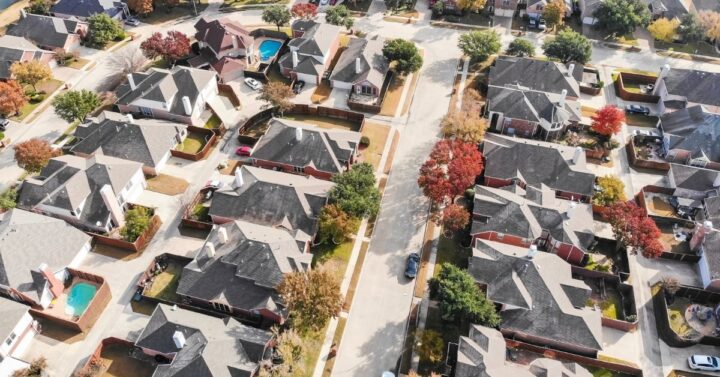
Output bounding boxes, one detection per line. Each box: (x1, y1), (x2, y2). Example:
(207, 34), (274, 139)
(0, 35), (56, 80)
(330, 36), (390, 105)
(647, 0), (716, 20)
(208, 166), (334, 247)
(453, 325), (592, 377)
(70, 111), (188, 176)
(525, 0), (573, 18)
(471, 184), (595, 265)
(690, 223), (720, 291)
(578, 0), (602, 24)
(0, 209), (92, 308)
(468, 239), (604, 357)
(651, 65), (720, 114)
(176, 221), (313, 326)
(135, 304), (273, 377)
(51, 0), (128, 20)
(0, 297), (40, 377)
(250, 118), (361, 180)
(659, 106), (720, 170)
(662, 164), (720, 226)
(17, 155), (146, 233)
(278, 20), (342, 84)
(489, 57), (583, 99)
(483, 134), (596, 202)
(493, 0), (519, 16)
(7, 12), (88, 53)
(190, 17), (255, 83)
(485, 84), (581, 140)
(115, 66), (219, 126)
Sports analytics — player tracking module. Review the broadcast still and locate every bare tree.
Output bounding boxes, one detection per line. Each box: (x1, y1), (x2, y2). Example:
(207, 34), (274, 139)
(107, 48), (148, 76)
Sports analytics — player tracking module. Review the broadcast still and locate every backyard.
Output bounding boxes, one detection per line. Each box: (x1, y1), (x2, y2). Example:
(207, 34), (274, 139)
(281, 114), (360, 132)
(658, 224), (693, 254)
(97, 342), (155, 377)
(143, 259), (184, 302)
(359, 122), (390, 170)
(204, 114), (222, 129)
(668, 296), (699, 339)
(146, 174), (189, 196)
(177, 131), (209, 154)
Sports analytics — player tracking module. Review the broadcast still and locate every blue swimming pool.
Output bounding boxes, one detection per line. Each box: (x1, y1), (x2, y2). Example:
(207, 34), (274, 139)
(65, 282), (97, 317)
(259, 40), (282, 61)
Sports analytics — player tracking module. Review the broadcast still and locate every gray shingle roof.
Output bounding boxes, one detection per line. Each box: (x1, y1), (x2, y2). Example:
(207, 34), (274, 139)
(194, 17), (254, 57)
(0, 35), (48, 79)
(669, 163), (720, 192)
(468, 239), (603, 352)
(483, 134), (595, 197)
(489, 57), (582, 97)
(251, 118), (360, 175)
(177, 221), (312, 315)
(6, 14), (85, 51)
(135, 304), (272, 377)
(701, 194), (720, 229)
(71, 112), (186, 168)
(0, 297), (30, 340)
(662, 69), (720, 107)
(700, 230), (720, 281)
(289, 20), (341, 59)
(0, 209), (91, 302)
(661, 106), (720, 163)
(487, 85), (581, 125)
(51, 0), (124, 18)
(209, 166), (333, 243)
(329, 37), (389, 89)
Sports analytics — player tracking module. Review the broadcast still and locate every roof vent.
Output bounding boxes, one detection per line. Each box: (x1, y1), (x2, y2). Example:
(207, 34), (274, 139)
(205, 242), (216, 258)
(527, 244), (538, 259)
(572, 146), (583, 164)
(173, 331), (186, 349)
(218, 227), (228, 244)
(567, 63), (575, 77)
(126, 114), (134, 124)
(181, 96), (192, 116)
(295, 127), (303, 141)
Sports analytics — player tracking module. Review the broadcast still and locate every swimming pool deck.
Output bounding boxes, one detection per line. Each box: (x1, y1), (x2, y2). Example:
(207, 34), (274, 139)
(44, 278), (101, 321)
(254, 36), (284, 63)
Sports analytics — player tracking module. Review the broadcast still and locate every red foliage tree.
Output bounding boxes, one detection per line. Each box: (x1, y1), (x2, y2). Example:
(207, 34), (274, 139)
(13, 138), (56, 172)
(291, 3), (318, 19)
(442, 204), (470, 232)
(0, 80), (27, 117)
(140, 31), (190, 65)
(603, 201), (663, 258)
(591, 105), (625, 136)
(418, 139), (483, 206)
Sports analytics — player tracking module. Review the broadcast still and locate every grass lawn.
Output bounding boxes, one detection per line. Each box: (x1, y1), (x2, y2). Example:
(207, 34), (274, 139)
(434, 234), (471, 276)
(11, 79), (64, 122)
(282, 114), (360, 132)
(144, 261), (183, 302)
(65, 58), (91, 70)
(622, 81), (643, 93)
(625, 114), (659, 128)
(312, 240), (355, 282)
(100, 343), (155, 377)
(141, 0), (209, 24)
(455, 11), (493, 27)
(192, 204), (211, 222)
(419, 304), (466, 374)
(298, 328), (326, 377)
(599, 293), (622, 319)
(146, 174), (189, 196)
(204, 113), (222, 129)
(655, 40), (720, 57)
(380, 74), (405, 116)
(360, 122), (390, 170)
(311, 82), (333, 104)
(321, 317), (347, 377)
(615, 68), (657, 77)
(178, 132), (207, 154)
(222, 0), (286, 8)
(267, 64), (292, 85)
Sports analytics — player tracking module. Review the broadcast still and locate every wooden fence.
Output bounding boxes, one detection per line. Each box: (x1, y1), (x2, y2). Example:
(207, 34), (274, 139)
(614, 72), (660, 103)
(652, 284), (720, 347)
(171, 126), (218, 161)
(76, 337), (136, 377)
(90, 205), (162, 253)
(288, 105), (366, 131)
(572, 266), (639, 332)
(625, 139), (670, 172)
(180, 191), (214, 230)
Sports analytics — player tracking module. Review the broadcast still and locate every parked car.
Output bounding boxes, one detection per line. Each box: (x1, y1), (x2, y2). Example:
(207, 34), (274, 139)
(0, 118), (8, 131)
(293, 80), (305, 94)
(235, 146), (252, 156)
(320, 0), (329, 5)
(203, 180), (223, 190)
(404, 252), (421, 279)
(633, 129), (658, 137)
(124, 17), (140, 26)
(688, 355), (720, 371)
(244, 77), (263, 91)
(538, 18), (547, 30)
(625, 104), (651, 115)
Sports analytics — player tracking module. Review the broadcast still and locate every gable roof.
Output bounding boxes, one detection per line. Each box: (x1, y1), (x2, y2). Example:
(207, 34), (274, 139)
(471, 185), (595, 252)
(329, 37), (389, 89)
(194, 17), (254, 55)
(177, 221), (312, 315)
(251, 118), (360, 175)
(0, 35), (49, 79)
(288, 20), (341, 58)
(487, 85), (581, 125)
(468, 239), (603, 352)
(135, 304), (272, 377)
(489, 56), (582, 97)
(700, 230), (720, 282)
(661, 69), (720, 107)
(17, 155), (142, 229)
(455, 324), (593, 377)
(669, 163), (720, 193)
(0, 209), (91, 302)
(0, 297), (30, 339)
(649, 0), (692, 17)
(115, 67), (217, 117)
(483, 134), (595, 197)
(661, 106), (720, 163)
(209, 166), (333, 243)
(51, 0), (124, 18)
(7, 14), (85, 50)
(71, 112), (186, 168)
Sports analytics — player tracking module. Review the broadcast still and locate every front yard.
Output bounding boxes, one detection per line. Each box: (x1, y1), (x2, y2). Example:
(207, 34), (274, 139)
(140, 0), (209, 24)
(11, 79), (64, 122)
(281, 114), (360, 132)
(655, 40), (720, 57)
(221, 0), (287, 9)
(359, 122), (390, 170)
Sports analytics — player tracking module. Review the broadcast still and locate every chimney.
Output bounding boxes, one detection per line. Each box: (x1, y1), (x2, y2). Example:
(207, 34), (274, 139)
(100, 184), (125, 228)
(566, 63), (575, 77)
(355, 57), (362, 74)
(292, 51), (299, 68)
(691, 221), (715, 251)
(295, 127), (303, 141)
(234, 168), (244, 187)
(653, 64), (670, 95)
(20, 9), (26, 18)
(559, 89), (567, 108)
(218, 227), (228, 244)
(572, 146), (583, 164)
(659, 64), (670, 78)
(38, 263), (64, 302)
(126, 114), (134, 124)
(205, 242), (216, 258)
(527, 244), (538, 259)
(566, 201), (577, 219)
(127, 74), (136, 90)
(181, 96), (192, 116)
(231, 35), (239, 50)
(172, 331), (186, 349)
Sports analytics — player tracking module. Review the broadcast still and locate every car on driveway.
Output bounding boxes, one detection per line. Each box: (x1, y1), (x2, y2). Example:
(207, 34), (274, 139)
(235, 146), (252, 156)
(244, 77), (263, 91)
(405, 252), (421, 279)
(293, 80), (305, 94)
(124, 17), (140, 26)
(538, 18), (547, 30)
(633, 129), (658, 137)
(625, 104), (651, 115)
(688, 355), (720, 371)
(0, 118), (8, 131)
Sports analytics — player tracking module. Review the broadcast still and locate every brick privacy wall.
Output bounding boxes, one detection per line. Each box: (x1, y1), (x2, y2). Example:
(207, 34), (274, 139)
(571, 266), (639, 332)
(171, 126), (218, 161)
(625, 140), (670, 172)
(90, 213), (162, 253)
(614, 72), (660, 103)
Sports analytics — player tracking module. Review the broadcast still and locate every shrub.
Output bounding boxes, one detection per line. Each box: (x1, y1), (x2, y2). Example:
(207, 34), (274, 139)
(0, 188), (18, 210)
(359, 135), (370, 147)
(120, 206), (152, 242)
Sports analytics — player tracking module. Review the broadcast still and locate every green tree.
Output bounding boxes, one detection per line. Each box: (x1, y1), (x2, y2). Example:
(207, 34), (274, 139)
(542, 0), (566, 29)
(429, 263), (500, 325)
(432, 1), (445, 17)
(647, 17), (679, 42)
(325, 5), (354, 30)
(120, 206), (152, 242)
(592, 175), (627, 207)
(592, 0), (650, 36)
(52, 90), (101, 122)
(458, 30), (501, 62)
(456, 0), (486, 12)
(678, 13), (705, 43)
(318, 204), (358, 244)
(383, 39), (423, 74)
(542, 29), (592, 63)
(416, 330), (445, 366)
(262, 5), (292, 31)
(506, 37), (535, 57)
(0, 188), (18, 211)
(329, 162), (381, 218)
(27, 0), (52, 15)
(87, 13), (125, 48)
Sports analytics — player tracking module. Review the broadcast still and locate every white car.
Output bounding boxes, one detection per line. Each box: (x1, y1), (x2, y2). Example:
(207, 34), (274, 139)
(633, 129), (658, 137)
(320, 0), (329, 5)
(688, 355), (720, 371)
(244, 77), (263, 91)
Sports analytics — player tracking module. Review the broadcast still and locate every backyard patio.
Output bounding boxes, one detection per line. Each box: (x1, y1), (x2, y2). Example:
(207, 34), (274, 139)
(658, 224), (693, 255)
(97, 342), (156, 377)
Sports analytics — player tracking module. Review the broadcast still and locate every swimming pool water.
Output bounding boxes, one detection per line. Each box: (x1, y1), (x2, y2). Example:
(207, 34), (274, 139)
(65, 282), (97, 317)
(259, 40), (282, 61)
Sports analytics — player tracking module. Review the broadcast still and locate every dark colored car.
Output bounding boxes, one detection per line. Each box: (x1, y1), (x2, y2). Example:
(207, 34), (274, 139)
(625, 104), (651, 115)
(124, 17), (140, 26)
(293, 80), (305, 94)
(0, 118), (8, 131)
(405, 253), (421, 279)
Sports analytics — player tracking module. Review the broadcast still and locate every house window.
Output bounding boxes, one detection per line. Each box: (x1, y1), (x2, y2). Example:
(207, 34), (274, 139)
(361, 86), (373, 95)
(139, 107), (153, 116)
(293, 166), (304, 173)
(5, 332), (16, 346)
(211, 302), (231, 313)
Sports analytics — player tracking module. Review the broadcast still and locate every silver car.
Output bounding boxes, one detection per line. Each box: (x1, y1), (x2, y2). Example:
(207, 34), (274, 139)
(688, 355), (720, 371)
